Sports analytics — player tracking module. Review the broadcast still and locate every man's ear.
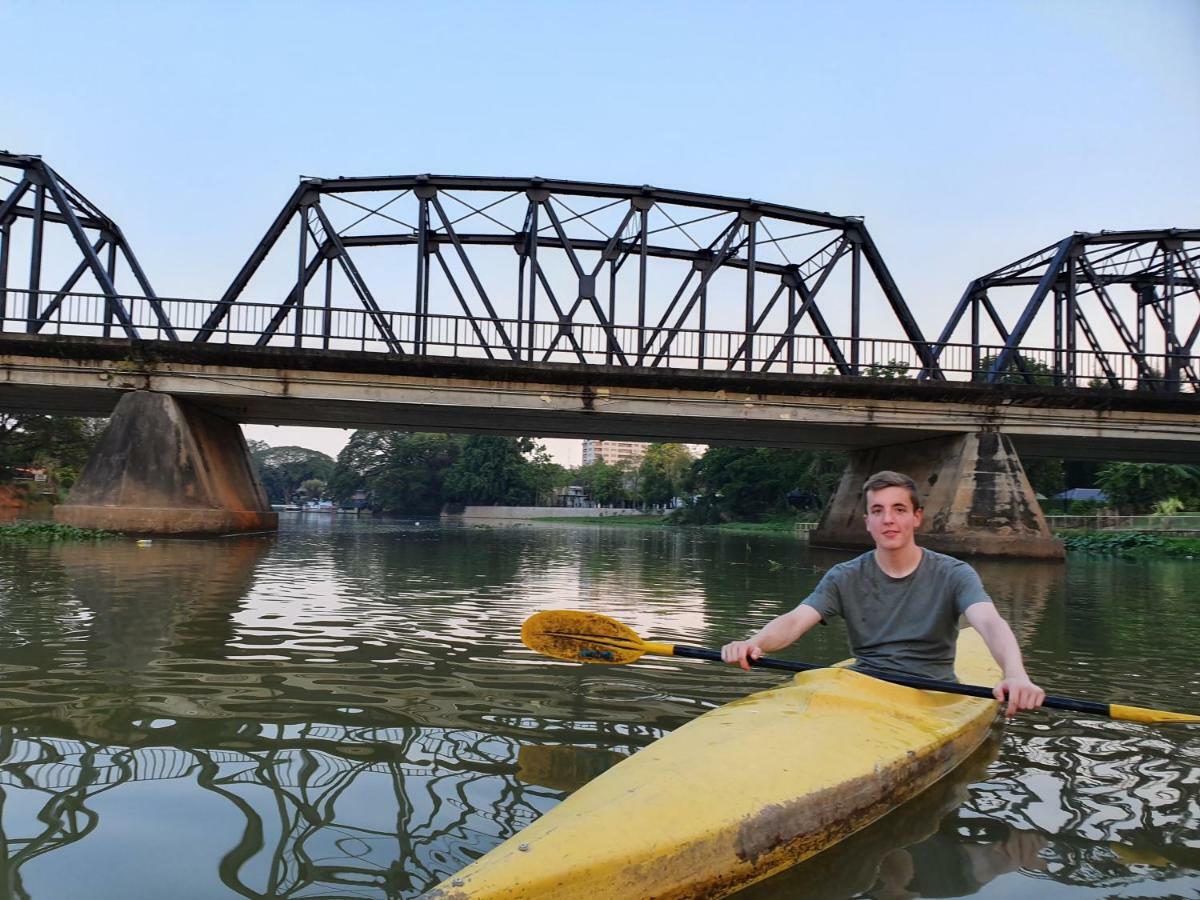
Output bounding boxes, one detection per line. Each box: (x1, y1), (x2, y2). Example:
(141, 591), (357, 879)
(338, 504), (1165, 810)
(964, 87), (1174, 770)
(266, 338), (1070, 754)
(914, 507), (924, 529)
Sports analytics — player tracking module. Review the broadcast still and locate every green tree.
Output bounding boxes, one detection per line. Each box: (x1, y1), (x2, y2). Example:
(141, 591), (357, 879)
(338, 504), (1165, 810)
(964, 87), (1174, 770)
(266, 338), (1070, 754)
(249, 444), (336, 503)
(328, 431), (388, 501)
(330, 431), (462, 514)
(977, 353), (1055, 385)
(637, 443), (694, 506)
(575, 460), (634, 506)
(300, 478), (327, 499)
(526, 447), (569, 505)
(0, 414), (106, 493)
(444, 436), (545, 505)
(370, 433), (461, 513)
(689, 447), (845, 520)
(0, 414), (105, 472)
(863, 358), (913, 379)
(1095, 463), (1200, 513)
(1022, 457), (1065, 500)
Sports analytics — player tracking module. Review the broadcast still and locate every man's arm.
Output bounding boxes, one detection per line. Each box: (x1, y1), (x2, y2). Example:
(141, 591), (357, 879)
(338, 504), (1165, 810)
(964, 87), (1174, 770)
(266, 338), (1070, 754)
(720, 605), (823, 671)
(963, 602), (1046, 717)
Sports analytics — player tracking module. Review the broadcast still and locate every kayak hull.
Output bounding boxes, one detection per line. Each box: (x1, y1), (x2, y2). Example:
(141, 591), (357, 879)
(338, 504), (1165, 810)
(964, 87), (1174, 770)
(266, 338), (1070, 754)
(429, 629), (1000, 899)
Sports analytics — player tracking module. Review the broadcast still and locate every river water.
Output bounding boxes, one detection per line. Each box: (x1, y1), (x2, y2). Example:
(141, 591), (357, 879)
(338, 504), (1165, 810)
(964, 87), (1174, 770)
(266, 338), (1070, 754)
(0, 516), (1195, 899)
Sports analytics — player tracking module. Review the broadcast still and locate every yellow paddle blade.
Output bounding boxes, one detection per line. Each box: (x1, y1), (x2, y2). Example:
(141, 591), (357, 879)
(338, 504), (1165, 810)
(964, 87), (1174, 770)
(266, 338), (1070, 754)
(1109, 704), (1200, 725)
(521, 610), (649, 665)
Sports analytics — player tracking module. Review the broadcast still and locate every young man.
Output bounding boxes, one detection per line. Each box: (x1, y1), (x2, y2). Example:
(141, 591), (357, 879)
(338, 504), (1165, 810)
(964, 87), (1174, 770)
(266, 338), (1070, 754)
(721, 470), (1045, 716)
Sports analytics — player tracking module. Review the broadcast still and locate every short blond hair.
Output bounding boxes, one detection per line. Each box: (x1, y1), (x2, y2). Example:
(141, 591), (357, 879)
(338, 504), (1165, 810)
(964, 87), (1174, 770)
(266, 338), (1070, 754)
(862, 470), (921, 512)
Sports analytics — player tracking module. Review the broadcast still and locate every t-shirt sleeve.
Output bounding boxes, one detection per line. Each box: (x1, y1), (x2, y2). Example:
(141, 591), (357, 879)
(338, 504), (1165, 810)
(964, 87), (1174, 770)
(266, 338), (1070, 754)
(801, 566), (844, 621)
(949, 562), (992, 616)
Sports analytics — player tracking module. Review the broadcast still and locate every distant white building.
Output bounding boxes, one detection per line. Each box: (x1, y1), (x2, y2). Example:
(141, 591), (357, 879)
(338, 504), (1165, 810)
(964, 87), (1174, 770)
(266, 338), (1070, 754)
(580, 440), (706, 466)
(581, 439), (650, 466)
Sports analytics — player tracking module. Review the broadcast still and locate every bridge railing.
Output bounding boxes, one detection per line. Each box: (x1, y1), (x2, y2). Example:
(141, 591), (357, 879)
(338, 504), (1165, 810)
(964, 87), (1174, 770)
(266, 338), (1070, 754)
(0, 289), (1193, 391)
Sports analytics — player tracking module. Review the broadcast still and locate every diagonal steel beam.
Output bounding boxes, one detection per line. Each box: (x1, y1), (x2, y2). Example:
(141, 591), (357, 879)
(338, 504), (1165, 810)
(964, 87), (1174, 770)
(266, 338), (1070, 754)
(254, 251), (326, 348)
(197, 182), (309, 342)
(1146, 295), (1199, 389)
(433, 247), (498, 360)
(734, 276), (817, 370)
(29, 237), (107, 333)
(532, 259), (589, 364)
(918, 280), (981, 382)
(988, 237), (1075, 382)
(1077, 255), (1154, 381)
(309, 204), (404, 354)
(977, 293), (1039, 384)
(648, 218), (746, 366)
(1172, 252), (1200, 352)
(428, 194), (517, 358)
(1072, 307), (1122, 388)
(855, 224), (940, 379)
(106, 221), (175, 338)
(645, 215), (740, 341)
(540, 200), (631, 365)
(39, 166), (138, 338)
(434, 248), (499, 362)
(756, 243), (852, 373)
(0, 178), (32, 227)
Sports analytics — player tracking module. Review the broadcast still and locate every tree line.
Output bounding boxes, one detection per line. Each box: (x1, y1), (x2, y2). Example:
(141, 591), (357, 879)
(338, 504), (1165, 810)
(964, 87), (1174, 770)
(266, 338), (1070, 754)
(0, 415), (1195, 519)
(0, 414), (105, 494)
(248, 430), (852, 521)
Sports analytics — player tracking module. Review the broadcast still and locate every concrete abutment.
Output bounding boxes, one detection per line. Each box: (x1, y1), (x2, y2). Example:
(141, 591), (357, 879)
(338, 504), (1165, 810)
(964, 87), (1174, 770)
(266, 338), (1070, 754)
(809, 432), (1065, 559)
(55, 391), (277, 535)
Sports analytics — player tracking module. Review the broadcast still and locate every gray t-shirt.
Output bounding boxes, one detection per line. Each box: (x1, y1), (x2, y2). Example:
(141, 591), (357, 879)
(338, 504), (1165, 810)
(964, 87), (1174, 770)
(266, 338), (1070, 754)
(801, 548), (991, 681)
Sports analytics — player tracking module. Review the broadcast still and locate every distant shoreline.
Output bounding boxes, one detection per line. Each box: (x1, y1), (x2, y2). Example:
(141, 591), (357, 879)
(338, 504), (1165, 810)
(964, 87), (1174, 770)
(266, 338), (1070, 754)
(523, 515), (814, 535)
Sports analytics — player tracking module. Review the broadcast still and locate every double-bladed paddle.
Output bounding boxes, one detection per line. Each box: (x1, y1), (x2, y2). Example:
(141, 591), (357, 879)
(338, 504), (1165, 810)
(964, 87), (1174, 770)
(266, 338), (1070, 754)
(521, 609), (1200, 725)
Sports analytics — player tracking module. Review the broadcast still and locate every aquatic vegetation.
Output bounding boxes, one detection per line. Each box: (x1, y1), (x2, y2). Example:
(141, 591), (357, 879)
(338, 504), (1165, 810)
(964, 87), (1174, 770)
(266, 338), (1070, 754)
(0, 522), (118, 542)
(1060, 531), (1200, 558)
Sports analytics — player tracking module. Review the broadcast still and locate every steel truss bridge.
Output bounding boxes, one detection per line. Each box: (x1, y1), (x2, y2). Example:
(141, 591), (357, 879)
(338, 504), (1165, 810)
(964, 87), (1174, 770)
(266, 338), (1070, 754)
(1, 152), (1196, 395)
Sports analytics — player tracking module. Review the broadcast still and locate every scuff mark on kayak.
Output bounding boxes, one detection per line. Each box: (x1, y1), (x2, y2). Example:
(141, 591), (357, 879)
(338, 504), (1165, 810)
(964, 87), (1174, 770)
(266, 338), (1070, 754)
(734, 735), (961, 865)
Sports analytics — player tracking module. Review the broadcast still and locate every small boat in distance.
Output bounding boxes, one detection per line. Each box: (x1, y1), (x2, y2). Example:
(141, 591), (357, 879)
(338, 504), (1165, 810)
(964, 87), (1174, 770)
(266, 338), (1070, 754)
(302, 500), (336, 512)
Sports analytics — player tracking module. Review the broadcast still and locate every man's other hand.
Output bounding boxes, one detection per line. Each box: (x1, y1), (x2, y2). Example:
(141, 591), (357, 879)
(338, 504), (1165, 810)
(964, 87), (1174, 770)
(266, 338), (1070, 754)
(993, 675), (1046, 717)
(720, 640), (764, 671)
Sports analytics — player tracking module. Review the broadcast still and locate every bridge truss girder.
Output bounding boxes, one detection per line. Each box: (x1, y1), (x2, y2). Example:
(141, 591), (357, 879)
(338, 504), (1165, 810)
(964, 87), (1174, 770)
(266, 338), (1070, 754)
(928, 230), (1200, 390)
(0, 153), (176, 340)
(195, 175), (942, 379)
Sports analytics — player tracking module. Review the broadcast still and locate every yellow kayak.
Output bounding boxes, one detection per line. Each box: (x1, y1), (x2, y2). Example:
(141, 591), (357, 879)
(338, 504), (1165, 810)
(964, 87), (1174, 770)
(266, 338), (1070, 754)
(428, 628), (1000, 899)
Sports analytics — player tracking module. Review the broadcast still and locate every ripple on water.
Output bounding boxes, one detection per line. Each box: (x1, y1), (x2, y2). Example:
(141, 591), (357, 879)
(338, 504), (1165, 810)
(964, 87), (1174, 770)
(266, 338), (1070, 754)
(0, 518), (1194, 899)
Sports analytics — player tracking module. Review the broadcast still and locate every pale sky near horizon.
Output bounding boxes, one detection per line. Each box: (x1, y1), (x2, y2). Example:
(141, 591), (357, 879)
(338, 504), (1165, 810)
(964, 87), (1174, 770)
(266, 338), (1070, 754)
(3, 0), (1197, 464)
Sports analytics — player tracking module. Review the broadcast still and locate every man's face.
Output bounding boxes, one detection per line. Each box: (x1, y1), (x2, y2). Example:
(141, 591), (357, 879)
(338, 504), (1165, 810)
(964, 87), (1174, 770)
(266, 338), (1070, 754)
(863, 485), (923, 551)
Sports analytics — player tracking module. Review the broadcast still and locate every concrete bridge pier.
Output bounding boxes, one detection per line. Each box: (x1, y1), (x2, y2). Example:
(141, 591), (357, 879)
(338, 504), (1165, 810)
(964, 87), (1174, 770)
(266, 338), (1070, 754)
(809, 432), (1065, 559)
(55, 391), (277, 535)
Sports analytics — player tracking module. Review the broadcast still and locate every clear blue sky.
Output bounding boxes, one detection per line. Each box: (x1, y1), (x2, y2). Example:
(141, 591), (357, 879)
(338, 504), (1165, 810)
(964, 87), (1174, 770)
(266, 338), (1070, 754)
(4, 0), (1198, 462)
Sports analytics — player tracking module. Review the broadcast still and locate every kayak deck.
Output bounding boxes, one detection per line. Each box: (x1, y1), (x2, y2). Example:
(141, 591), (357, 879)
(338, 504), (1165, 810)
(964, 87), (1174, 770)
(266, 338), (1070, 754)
(429, 628), (1000, 899)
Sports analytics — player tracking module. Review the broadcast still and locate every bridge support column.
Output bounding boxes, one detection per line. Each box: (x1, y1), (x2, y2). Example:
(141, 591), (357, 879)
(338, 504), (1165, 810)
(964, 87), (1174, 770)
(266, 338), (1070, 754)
(809, 432), (1064, 559)
(55, 391), (277, 535)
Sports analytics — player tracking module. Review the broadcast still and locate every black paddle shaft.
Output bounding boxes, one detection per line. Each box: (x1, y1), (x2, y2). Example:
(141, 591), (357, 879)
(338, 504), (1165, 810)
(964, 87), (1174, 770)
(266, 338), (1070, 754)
(671, 644), (1110, 717)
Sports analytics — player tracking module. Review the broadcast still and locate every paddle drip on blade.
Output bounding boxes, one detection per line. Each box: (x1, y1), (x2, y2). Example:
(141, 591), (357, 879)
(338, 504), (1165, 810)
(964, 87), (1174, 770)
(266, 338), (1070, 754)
(521, 610), (650, 665)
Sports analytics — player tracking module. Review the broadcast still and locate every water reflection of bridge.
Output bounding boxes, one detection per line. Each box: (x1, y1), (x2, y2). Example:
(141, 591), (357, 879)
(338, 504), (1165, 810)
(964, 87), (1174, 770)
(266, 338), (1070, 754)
(2, 713), (1196, 899)
(0, 721), (649, 899)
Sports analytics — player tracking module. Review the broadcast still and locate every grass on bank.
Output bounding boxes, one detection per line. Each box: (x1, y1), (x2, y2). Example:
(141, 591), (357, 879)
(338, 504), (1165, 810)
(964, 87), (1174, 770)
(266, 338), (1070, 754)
(0, 522), (118, 542)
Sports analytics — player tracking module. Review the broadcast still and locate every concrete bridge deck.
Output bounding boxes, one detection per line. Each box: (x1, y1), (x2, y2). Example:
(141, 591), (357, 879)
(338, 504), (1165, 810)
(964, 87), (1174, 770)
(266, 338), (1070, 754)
(2, 334), (1196, 463)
